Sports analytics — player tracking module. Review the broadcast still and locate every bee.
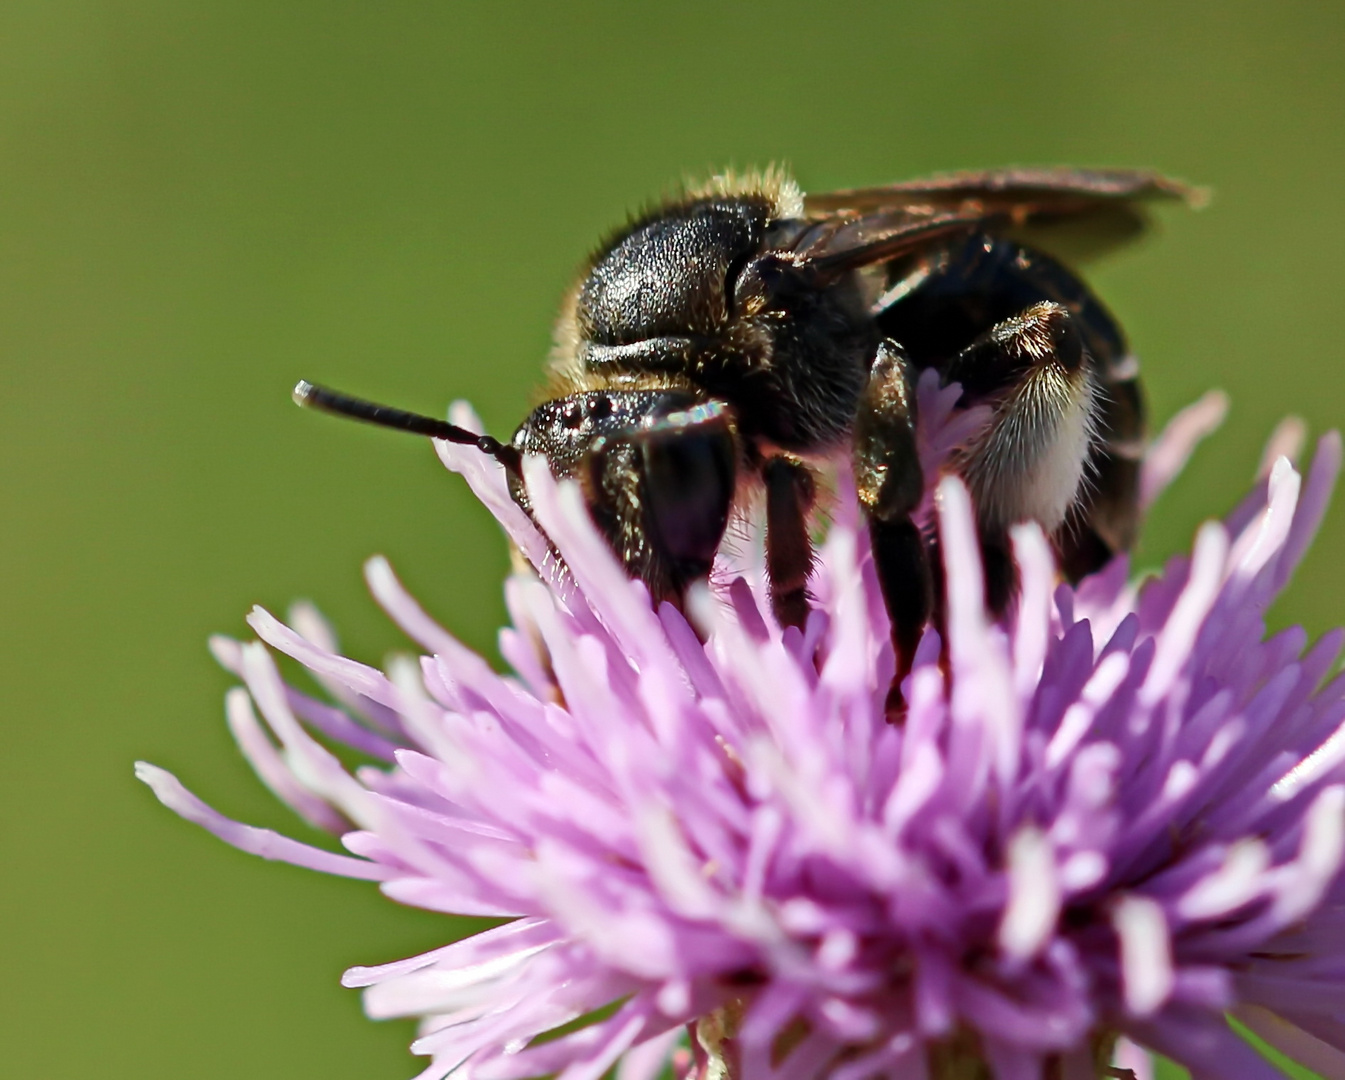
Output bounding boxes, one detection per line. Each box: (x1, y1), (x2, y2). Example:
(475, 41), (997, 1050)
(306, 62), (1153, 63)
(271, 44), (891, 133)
(295, 166), (1196, 705)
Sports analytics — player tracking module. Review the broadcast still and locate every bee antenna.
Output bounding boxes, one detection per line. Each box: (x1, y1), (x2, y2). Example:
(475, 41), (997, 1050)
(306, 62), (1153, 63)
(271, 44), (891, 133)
(292, 380), (522, 473)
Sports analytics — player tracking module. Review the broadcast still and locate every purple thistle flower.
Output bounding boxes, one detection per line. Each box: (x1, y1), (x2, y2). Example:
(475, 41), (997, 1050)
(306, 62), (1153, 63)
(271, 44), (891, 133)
(139, 374), (1345, 1080)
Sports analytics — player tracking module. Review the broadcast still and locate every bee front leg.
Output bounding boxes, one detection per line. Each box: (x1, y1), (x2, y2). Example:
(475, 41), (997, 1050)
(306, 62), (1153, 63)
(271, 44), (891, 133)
(942, 300), (1102, 612)
(853, 340), (931, 714)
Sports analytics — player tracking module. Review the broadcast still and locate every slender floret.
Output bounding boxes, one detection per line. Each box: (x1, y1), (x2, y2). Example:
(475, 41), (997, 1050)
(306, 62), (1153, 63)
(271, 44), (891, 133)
(140, 377), (1345, 1079)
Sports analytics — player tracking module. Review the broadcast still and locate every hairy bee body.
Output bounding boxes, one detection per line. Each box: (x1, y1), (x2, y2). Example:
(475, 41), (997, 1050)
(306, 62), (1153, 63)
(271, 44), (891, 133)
(298, 165), (1196, 709)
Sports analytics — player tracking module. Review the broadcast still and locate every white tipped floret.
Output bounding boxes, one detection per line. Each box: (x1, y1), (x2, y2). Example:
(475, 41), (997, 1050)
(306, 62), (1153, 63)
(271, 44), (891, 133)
(1114, 895), (1174, 1016)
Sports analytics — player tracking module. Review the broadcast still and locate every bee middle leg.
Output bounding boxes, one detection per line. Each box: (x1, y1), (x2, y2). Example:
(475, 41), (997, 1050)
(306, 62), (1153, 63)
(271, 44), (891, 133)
(852, 340), (931, 711)
(762, 456), (816, 632)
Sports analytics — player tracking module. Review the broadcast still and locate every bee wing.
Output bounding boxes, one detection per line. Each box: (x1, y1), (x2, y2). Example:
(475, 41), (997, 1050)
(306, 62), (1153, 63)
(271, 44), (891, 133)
(803, 167), (1199, 214)
(797, 167), (1203, 271)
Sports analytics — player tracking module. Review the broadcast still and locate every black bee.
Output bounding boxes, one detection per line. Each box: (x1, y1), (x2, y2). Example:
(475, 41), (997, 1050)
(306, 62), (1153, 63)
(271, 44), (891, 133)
(295, 166), (1196, 703)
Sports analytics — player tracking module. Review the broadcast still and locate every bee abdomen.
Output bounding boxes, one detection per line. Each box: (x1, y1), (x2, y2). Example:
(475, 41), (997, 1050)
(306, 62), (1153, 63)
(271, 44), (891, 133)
(877, 234), (1146, 569)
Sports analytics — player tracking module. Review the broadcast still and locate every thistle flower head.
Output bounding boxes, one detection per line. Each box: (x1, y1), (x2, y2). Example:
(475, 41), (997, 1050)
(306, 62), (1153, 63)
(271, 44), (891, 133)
(140, 377), (1345, 1079)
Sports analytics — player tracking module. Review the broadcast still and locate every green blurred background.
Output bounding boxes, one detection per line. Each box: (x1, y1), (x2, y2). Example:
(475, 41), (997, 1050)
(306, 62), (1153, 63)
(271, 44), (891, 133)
(3, 3), (1343, 1077)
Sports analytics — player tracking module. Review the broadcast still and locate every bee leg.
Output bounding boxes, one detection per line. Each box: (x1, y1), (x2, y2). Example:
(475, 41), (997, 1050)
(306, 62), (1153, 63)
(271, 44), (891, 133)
(853, 340), (931, 714)
(1056, 373), (1144, 580)
(942, 301), (1101, 611)
(762, 456), (816, 631)
(879, 234), (1143, 585)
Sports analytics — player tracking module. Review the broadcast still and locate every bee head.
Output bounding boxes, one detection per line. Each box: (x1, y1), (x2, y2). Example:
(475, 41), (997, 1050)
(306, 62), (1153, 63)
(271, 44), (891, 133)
(292, 380), (737, 603)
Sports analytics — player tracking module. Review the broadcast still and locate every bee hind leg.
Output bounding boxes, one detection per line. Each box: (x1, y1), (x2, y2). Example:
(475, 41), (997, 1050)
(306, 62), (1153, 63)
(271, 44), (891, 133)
(852, 340), (932, 717)
(1056, 375), (1144, 581)
(942, 301), (1105, 610)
